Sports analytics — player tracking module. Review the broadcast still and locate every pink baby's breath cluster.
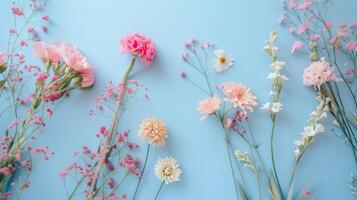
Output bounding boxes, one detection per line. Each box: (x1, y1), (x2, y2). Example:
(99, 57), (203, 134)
(120, 33), (157, 65)
(303, 60), (339, 88)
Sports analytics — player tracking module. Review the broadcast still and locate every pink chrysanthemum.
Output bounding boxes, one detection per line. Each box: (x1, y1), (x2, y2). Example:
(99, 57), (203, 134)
(197, 95), (221, 118)
(221, 83), (257, 113)
(303, 60), (339, 88)
(32, 41), (61, 63)
(120, 33), (156, 65)
(56, 42), (94, 88)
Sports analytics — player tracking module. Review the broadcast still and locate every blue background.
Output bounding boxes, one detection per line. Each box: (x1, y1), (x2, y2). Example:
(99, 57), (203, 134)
(1, 0), (357, 199)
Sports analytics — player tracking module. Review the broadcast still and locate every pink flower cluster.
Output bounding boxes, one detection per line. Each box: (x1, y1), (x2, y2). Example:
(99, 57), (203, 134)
(120, 33), (156, 65)
(303, 60), (339, 88)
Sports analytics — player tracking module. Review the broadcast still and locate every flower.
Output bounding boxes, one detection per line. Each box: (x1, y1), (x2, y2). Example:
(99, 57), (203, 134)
(0, 52), (6, 67)
(197, 95), (221, 118)
(32, 41), (61, 63)
(11, 7), (24, 16)
(138, 118), (167, 145)
(298, 23), (309, 34)
(291, 41), (304, 53)
(271, 61), (285, 72)
(56, 42), (95, 88)
(120, 33), (156, 65)
(221, 83), (257, 113)
(212, 49), (234, 72)
(154, 157), (181, 184)
(261, 102), (283, 114)
(303, 59), (339, 88)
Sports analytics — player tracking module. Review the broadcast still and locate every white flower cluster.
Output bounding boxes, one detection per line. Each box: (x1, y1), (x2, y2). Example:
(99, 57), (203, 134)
(293, 95), (330, 158)
(261, 32), (287, 115)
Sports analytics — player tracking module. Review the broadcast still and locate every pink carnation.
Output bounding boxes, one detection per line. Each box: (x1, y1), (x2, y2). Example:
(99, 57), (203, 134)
(291, 41), (304, 54)
(120, 33), (156, 65)
(32, 41), (61, 63)
(11, 7), (24, 16)
(56, 42), (95, 88)
(303, 60), (339, 88)
(221, 83), (257, 113)
(0, 52), (6, 66)
(197, 95), (221, 118)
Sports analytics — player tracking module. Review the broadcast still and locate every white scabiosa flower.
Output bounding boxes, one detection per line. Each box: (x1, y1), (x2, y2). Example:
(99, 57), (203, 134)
(212, 49), (234, 72)
(155, 157), (181, 184)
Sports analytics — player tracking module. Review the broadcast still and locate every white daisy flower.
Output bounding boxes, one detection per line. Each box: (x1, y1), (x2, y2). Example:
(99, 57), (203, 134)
(212, 49), (234, 72)
(155, 157), (181, 184)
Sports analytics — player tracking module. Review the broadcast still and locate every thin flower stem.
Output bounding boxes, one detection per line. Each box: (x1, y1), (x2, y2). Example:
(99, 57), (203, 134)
(132, 144), (151, 200)
(89, 57), (136, 197)
(153, 181), (165, 200)
(270, 116), (285, 200)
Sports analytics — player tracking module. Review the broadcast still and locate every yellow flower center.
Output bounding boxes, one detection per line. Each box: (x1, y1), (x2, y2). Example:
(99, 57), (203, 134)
(219, 56), (226, 64)
(162, 166), (173, 176)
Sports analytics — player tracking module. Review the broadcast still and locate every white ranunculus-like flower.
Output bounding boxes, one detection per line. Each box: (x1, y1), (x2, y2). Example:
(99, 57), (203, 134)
(155, 157), (181, 184)
(212, 49), (234, 72)
(261, 102), (272, 113)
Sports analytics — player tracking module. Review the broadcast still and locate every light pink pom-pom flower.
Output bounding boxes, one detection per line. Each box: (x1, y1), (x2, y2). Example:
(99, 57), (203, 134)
(56, 42), (94, 88)
(120, 33), (156, 65)
(32, 41), (61, 63)
(221, 83), (257, 113)
(197, 95), (221, 118)
(303, 60), (339, 88)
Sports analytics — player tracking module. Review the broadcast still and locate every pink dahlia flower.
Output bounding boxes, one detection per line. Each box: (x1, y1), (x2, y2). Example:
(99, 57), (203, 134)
(56, 42), (94, 88)
(120, 33), (156, 65)
(32, 41), (61, 63)
(303, 60), (339, 88)
(197, 95), (221, 118)
(221, 83), (257, 113)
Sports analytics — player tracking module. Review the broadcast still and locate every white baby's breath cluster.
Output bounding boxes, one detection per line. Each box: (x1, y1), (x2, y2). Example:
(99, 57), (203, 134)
(293, 94), (330, 158)
(235, 150), (257, 173)
(262, 31), (287, 115)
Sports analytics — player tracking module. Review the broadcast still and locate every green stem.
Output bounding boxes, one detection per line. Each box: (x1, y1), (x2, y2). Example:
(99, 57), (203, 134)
(153, 181), (165, 200)
(270, 116), (285, 200)
(224, 131), (240, 200)
(132, 144), (151, 200)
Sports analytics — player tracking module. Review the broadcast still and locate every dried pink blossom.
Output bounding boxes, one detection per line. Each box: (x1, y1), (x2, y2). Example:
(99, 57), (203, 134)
(303, 60), (339, 88)
(120, 33), (156, 65)
(298, 23), (309, 34)
(221, 83), (257, 113)
(11, 7), (24, 16)
(291, 41), (304, 54)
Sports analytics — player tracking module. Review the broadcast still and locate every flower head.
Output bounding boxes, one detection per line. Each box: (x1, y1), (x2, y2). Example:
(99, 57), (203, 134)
(120, 33), (156, 65)
(0, 52), (6, 67)
(32, 41), (61, 63)
(291, 41), (304, 54)
(138, 118), (167, 146)
(212, 49), (234, 72)
(155, 157), (181, 184)
(221, 83), (257, 113)
(303, 59), (339, 88)
(12, 7), (24, 16)
(56, 42), (95, 88)
(197, 95), (221, 118)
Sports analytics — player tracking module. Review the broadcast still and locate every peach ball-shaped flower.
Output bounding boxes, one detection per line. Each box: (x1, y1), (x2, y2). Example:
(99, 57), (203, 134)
(0, 52), (6, 67)
(197, 95), (221, 118)
(56, 42), (95, 88)
(221, 83), (257, 113)
(303, 59), (339, 88)
(138, 118), (167, 146)
(120, 33), (156, 65)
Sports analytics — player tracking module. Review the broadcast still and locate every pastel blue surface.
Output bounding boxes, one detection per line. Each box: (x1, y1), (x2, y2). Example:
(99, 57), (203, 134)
(1, 0), (357, 199)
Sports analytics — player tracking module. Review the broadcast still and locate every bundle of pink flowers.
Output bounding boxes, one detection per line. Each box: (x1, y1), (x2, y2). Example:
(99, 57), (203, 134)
(0, 41), (94, 197)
